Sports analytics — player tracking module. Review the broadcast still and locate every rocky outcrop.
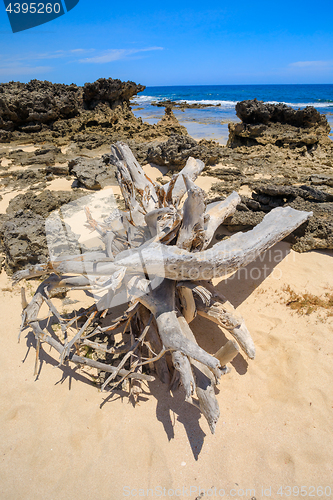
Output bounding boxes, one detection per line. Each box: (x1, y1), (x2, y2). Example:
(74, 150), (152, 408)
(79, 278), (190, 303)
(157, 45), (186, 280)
(235, 99), (329, 127)
(249, 183), (333, 251)
(228, 99), (332, 149)
(0, 144), (72, 190)
(0, 78), (187, 144)
(1, 210), (48, 272)
(82, 78), (144, 108)
(6, 189), (86, 218)
(150, 100), (221, 110)
(69, 155), (117, 190)
(6, 145), (66, 165)
(2, 190), (87, 272)
(208, 177), (333, 252)
(200, 100), (333, 252)
(151, 107), (188, 137)
(0, 78), (142, 134)
(146, 134), (223, 168)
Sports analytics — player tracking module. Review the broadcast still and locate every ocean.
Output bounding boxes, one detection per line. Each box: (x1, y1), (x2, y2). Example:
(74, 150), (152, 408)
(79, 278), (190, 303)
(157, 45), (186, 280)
(131, 84), (333, 144)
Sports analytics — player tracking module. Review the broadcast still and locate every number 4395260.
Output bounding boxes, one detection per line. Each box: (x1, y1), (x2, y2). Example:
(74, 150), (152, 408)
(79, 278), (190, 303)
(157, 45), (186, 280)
(277, 486), (332, 496)
(5, 3), (61, 14)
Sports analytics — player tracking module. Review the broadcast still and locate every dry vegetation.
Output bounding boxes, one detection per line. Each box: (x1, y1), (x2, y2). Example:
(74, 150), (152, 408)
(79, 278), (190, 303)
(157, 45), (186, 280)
(283, 285), (333, 316)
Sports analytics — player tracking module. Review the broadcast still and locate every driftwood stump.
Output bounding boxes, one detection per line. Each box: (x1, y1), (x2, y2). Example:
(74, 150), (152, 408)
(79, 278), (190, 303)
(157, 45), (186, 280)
(14, 142), (312, 433)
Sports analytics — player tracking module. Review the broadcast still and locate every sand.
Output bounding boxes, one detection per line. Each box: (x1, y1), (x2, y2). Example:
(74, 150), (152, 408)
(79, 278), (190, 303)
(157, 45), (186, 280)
(0, 165), (333, 500)
(0, 243), (332, 500)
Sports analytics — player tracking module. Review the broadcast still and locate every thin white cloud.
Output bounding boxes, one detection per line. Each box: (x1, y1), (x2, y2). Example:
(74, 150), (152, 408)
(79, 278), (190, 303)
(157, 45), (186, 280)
(70, 49), (87, 53)
(0, 64), (52, 77)
(3, 49), (95, 62)
(80, 47), (164, 64)
(0, 47), (163, 77)
(289, 60), (333, 68)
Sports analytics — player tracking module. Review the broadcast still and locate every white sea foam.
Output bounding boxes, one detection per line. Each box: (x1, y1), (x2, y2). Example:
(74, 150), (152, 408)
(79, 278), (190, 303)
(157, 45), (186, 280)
(267, 100), (333, 108)
(132, 96), (333, 109)
(132, 95), (157, 102)
(132, 97), (239, 108)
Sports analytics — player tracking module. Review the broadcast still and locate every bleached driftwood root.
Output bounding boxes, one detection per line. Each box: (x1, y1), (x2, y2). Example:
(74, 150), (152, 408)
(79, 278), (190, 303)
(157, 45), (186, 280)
(15, 141), (312, 434)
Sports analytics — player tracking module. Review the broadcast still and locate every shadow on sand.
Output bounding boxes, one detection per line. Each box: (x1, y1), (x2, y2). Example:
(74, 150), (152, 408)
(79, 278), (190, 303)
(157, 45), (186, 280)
(21, 242), (292, 458)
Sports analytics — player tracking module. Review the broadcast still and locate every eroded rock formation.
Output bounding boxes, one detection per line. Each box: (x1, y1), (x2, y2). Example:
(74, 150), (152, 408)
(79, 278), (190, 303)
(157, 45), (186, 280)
(228, 99), (332, 148)
(146, 134), (224, 168)
(0, 78), (187, 143)
(1, 190), (87, 272)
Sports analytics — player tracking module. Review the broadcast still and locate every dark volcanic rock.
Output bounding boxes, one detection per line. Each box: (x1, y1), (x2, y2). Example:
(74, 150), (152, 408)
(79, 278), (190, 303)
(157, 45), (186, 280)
(69, 156), (117, 190)
(0, 78), (143, 133)
(150, 100), (221, 110)
(0, 78), (147, 143)
(228, 99), (332, 149)
(236, 99), (328, 127)
(6, 190), (87, 218)
(2, 210), (48, 272)
(126, 140), (158, 164)
(2, 190), (88, 272)
(254, 184), (333, 203)
(147, 135), (198, 167)
(2, 209), (82, 273)
(217, 183), (333, 252)
(0, 78), (189, 145)
(83, 78), (145, 109)
(7, 144), (66, 167)
(0, 80), (80, 133)
(251, 184), (333, 251)
(223, 210), (265, 233)
(71, 133), (111, 150)
(146, 134), (223, 169)
(287, 197), (333, 252)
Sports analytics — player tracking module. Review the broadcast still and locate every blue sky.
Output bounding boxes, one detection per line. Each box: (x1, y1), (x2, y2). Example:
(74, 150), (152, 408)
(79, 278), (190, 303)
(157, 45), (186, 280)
(0, 0), (333, 86)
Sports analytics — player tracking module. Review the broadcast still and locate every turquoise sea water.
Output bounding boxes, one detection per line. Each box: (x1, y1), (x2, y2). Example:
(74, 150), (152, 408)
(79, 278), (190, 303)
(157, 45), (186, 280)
(131, 84), (333, 144)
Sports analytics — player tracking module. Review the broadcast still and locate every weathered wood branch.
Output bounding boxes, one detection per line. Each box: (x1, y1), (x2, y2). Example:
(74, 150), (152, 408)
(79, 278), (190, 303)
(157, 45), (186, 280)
(111, 142), (158, 212)
(203, 191), (241, 249)
(214, 340), (239, 367)
(176, 176), (206, 251)
(178, 286), (197, 323)
(113, 206), (312, 280)
(162, 157), (205, 206)
(192, 281), (255, 358)
(136, 279), (221, 379)
(16, 142), (312, 435)
(21, 279), (154, 382)
(171, 350), (195, 401)
(139, 307), (170, 385)
(177, 316), (220, 434)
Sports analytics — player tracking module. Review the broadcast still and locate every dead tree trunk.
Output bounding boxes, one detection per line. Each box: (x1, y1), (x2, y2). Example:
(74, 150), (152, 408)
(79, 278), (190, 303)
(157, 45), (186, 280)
(15, 141), (312, 433)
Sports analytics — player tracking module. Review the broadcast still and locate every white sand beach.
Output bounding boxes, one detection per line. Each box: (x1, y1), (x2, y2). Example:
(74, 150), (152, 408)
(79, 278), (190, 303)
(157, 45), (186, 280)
(0, 202), (332, 499)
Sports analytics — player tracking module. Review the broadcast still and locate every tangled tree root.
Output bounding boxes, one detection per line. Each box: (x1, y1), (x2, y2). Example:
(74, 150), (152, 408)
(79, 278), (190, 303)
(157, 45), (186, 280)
(15, 142), (312, 433)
